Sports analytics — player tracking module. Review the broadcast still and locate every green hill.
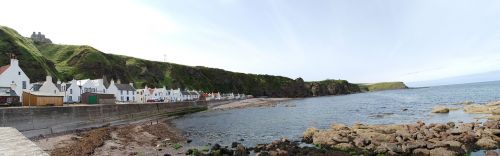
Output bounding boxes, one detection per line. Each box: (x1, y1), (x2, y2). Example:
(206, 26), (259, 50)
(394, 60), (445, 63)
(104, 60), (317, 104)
(0, 25), (406, 97)
(358, 82), (409, 91)
(0, 26), (59, 82)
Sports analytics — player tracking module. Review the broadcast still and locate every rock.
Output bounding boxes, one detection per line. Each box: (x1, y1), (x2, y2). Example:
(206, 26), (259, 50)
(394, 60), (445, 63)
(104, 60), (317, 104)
(235, 144), (248, 156)
(446, 122), (455, 128)
(374, 145), (388, 153)
(186, 139), (192, 143)
(441, 141), (462, 148)
(412, 148), (430, 156)
(486, 150), (499, 156)
(484, 121), (499, 129)
(333, 143), (353, 151)
(256, 151), (270, 156)
(432, 106), (450, 113)
(487, 101), (500, 106)
(186, 149), (193, 155)
(429, 148), (457, 156)
(353, 137), (368, 147)
(239, 138), (245, 141)
(232, 142), (239, 148)
(492, 107), (500, 115)
(382, 143), (403, 153)
(476, 137), (497, 149)
(302, 127), (317, 143)
(163, 154), (171, 156)
(332, 134), (349, 143)
(330, 123), (349, 131)
(212, 143), (221, 150)
(464, 104), (491, 114)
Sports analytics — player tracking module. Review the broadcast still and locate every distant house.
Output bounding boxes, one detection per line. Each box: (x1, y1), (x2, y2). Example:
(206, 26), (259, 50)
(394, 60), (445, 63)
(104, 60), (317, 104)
(0, 56), (30, 100)
(57, 79), (81, 103)
(107, 80), (136, 103)
(0, 87), (19, 106)
(169, 88), (182, 102)
(24, 76), (64, 106)
(135, 89), (145, 103)
(78, 78), (107, 94)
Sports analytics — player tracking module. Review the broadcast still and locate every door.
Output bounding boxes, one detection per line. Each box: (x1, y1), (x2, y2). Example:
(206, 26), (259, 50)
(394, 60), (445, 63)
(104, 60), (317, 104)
(88, 95), (98, 104)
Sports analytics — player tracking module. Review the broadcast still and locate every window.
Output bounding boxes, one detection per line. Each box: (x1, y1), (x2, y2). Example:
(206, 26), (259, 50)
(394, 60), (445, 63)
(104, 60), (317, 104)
(70, 89), (73, 94)
(133, 91), (134, 95)
(22, 81), (26, 89)
(18, 71), (20, 75)
(121, 96), (124, 101)
(133, 97), (135, 101)
(127, 91), (129, 95)
(54, 90), (56, 94)
(120, 90), (123, 95)
(68, 96), (72, 102)
(103, 89), (105, 93)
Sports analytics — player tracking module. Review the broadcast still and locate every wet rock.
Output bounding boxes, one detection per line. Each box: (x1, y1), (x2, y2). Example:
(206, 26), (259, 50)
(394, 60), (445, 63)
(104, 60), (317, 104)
(256, 151), (270, 156)
(382, 142), (403, 153)
(432, 106), (450, 113)
(353, 137), (368, 147)
(235, 144), (248, 156)
(486, 150), (499, 156)
(447, 122), (455, 128)
(186, 139), (192, 143)
(239, 138), (245, 141)
(412, 148), (430, 156)
(212, 143), (221, 150)
(232, 142), (239, 148)
(333, 143), (353, 150)
(429, 147), (457, 156)
(476, 137), (497, 149)
(374, 145), (388, 153)
(464, 104), (491, 114)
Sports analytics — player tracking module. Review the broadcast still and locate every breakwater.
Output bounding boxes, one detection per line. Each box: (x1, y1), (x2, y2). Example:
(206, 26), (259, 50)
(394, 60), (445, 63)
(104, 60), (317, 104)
(0, 100), (231, 138)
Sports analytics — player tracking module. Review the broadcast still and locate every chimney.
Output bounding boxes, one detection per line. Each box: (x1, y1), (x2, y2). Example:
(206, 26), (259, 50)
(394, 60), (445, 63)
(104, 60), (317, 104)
(57, 80), (61, 84)
(46, 76), (52, 83)
(110, 79), (115, 85)
(129, 83), (134, 87)
(10, 54), (19, 67)
(117, 79), (121, 84)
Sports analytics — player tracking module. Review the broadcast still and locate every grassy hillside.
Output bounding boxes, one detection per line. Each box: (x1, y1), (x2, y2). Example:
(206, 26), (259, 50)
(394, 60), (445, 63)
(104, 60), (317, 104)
(35, 43), (362, 97)
(0, 26), (59, 82)
(358, 82), (408, 91)
(0, 25), (406, 97)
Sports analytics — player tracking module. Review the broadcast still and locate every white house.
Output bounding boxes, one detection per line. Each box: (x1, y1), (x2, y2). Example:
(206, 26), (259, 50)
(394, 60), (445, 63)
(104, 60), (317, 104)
(107, 80), (136, 103)
(78, 79), (107, 94)
(30, 76), (64, 96)
(57, 79), (81, 103)
(0, 56), (30, 100)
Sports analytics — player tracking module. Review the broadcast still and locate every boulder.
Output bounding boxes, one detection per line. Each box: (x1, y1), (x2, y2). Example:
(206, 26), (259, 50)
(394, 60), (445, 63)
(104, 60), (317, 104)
(333, 143), (353, 151)
(432, 106), (450, 113)
(486, 101), (500, 106)
(412, 148), (430, 156)
(464, 104), (491, 114)
(429, 148), (457, 156)
(234, 144), (248, 156)
(476, 137), (497, 149)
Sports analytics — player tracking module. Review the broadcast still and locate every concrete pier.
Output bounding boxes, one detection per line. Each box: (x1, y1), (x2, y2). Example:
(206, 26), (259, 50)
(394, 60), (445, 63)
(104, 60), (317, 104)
(0, 127), (48, 156)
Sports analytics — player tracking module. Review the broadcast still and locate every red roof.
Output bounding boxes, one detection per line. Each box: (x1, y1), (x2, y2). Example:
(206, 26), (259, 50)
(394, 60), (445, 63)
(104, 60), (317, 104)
(0, 65), (10, 75)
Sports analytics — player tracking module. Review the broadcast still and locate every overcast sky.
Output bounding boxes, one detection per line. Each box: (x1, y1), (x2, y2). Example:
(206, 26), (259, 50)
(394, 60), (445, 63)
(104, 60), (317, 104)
(2, 0), (500, 83)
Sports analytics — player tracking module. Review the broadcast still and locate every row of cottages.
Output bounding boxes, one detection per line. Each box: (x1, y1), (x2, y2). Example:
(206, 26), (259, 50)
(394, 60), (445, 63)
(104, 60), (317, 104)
(107, 79), (136, 103)
(135, 86), (203, 103)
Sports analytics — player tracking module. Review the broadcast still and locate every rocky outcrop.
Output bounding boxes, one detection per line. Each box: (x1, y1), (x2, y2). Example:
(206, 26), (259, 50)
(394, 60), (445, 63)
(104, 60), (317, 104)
(432, 106), (450, 113)
(303, 120), (500, 155)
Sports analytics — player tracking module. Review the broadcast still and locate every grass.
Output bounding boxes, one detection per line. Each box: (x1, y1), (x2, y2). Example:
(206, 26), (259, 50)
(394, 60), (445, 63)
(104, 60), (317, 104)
(358, 82), (408, 92)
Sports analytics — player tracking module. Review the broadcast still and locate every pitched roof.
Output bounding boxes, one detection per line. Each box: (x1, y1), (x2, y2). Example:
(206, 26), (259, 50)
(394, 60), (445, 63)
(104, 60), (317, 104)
(0, 87), (17, 97)
(0, 65), (10, 75)
(181, 91), (190, 95)
(115, 84), (136, 91)
(31, 83), (43, 91)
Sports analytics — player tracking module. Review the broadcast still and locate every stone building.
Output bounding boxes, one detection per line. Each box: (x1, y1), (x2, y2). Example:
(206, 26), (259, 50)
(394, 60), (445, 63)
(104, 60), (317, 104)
(30, 32), (52, 43)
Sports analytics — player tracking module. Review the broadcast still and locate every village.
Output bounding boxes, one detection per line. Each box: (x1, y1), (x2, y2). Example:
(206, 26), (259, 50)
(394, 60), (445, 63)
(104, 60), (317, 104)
(0, 54), (247, 107)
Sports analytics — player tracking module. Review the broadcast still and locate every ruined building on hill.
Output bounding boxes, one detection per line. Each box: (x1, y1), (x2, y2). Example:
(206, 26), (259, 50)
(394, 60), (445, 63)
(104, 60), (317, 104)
(30, 32), (52, 43)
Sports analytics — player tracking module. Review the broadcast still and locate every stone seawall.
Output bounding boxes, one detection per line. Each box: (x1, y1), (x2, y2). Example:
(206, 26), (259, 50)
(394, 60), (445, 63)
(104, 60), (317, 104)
(0, 100), (227, 138)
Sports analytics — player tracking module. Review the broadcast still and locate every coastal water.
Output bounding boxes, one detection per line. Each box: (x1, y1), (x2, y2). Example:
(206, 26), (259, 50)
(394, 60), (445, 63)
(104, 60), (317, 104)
(173, 81), (500, 148)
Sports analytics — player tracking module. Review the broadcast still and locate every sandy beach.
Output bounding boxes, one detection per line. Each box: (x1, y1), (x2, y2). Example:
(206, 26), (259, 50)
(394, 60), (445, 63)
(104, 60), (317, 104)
(210, 98), (293, 110)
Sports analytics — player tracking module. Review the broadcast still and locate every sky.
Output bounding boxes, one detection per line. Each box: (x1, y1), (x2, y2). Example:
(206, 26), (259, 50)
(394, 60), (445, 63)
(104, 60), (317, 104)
(1, 0), (500, 84)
